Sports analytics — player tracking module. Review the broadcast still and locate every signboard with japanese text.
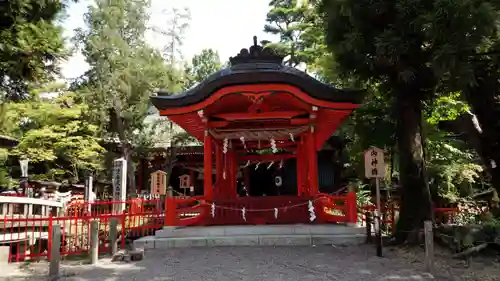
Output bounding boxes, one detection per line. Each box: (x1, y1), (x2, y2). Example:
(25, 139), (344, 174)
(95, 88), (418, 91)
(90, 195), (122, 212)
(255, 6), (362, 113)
(84, 175), (94, 214)
(112, 158), (127, 213)
(179, 174), (191, 189)
(364, 147), (385, 178)
(150, 170), (167, 196)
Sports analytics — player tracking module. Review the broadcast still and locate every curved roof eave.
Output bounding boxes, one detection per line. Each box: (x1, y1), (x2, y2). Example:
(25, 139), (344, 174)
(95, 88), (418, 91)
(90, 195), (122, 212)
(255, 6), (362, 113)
(0, 135), (19, 148)
(151, 63), (366, 110)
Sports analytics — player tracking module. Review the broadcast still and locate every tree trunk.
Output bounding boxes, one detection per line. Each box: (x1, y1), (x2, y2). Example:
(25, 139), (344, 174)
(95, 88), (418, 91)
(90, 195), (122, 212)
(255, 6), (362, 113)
(441, 111), (500, 188)
(463, 68), (500, 195)
(112, 107), (137, 195)
(393, 86), (433, 243)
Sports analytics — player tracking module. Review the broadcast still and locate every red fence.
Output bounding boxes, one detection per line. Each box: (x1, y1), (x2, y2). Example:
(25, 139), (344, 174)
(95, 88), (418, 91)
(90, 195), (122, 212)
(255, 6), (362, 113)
(1, 199), (163, 263)
(163, 192), (358, 226)
(1, 193), (461, 263)
(359, 203), (460, 234)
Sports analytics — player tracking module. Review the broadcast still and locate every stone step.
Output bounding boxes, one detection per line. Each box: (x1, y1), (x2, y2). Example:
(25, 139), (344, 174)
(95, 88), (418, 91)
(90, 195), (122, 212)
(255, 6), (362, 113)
(155, 224), (363, 238)
(134, 234), (364, 249)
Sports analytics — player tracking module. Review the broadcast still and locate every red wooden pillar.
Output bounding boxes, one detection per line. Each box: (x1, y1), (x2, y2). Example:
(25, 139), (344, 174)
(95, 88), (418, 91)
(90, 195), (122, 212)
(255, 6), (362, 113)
(165, 187), (176, 226)
(228, 149), (238, 198)
(307, 128), (319, 196)
(215, 142), (222, 182)
(296, 138), (305, 196)
(346, 191), (357, 224)
(204, 131), (214, 200)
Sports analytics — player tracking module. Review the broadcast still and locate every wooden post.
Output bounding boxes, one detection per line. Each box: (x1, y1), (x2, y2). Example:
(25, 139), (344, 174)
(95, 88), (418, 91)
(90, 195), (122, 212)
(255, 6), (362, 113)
(109, 218), (119, 255)
(49, 224), (61, 281)
(1, 203), (7, 215)
(90, 220), (99, 264)
(203, 131), (213, 200)
(296, 139), (304, 196)
(424, 220), (434, 273)
(374, 209), (383, 257)
(307, 129), (318, 195)
(346, 191), (357, 224)
(165, 186), (176, 226)
(365, 212), (372, 243)
(215, 143), (222, 181)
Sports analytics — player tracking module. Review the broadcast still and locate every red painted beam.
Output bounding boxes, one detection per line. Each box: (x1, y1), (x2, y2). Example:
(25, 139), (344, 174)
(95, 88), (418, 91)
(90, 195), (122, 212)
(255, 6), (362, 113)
(207, 118), (310, 128)
(236, 146), (297, 153)
(212, 111), (307, 121)
(239, 154), (296, 161)
(233, 140), (297, 149)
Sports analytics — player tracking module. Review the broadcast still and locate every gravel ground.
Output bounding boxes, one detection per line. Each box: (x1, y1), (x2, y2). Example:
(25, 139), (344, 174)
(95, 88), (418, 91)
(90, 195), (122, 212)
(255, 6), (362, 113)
(2, 245), (500, 281)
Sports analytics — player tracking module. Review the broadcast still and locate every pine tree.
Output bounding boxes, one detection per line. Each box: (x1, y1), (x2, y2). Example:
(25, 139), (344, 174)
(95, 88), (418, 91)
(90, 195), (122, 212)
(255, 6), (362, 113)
(0, 0), (72, 101)
(263, 0), (312, 68)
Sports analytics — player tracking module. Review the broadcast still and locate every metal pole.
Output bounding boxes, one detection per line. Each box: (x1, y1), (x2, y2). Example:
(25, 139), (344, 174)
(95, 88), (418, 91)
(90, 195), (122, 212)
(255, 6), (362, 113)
(375, 178), (383, 257)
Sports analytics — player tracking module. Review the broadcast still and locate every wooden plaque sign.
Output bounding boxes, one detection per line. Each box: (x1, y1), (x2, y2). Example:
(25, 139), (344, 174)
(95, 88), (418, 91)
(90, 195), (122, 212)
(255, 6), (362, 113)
(364, 147), (385, 179)
(150, 170), (167, 195)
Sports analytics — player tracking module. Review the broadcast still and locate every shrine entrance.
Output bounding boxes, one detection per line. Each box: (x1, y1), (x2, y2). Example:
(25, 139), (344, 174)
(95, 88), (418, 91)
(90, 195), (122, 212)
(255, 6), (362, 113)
(151, 37), (365, 226)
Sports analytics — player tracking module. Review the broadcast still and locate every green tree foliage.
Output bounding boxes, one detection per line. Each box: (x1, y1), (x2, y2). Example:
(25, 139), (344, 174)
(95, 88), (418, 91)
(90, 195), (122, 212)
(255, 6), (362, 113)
(184, 48), (222, 88)
(424, 93), (483, 201)
(455, 25), (500, 196)
(319, 0), (497, 242)
(0, 0), (73, 101)
(2, 86), (104, 181)
(263, 0), (314, 67)
(75, 0), (173, 192)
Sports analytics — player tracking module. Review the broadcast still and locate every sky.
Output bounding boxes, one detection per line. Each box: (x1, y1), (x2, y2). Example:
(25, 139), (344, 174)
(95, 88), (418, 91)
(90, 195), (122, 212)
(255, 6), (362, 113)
(60, 0), (278, 80)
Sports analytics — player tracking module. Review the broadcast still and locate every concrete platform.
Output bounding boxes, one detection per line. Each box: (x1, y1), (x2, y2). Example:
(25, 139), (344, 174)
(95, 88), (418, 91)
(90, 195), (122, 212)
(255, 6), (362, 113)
(134, 224), (364, 249)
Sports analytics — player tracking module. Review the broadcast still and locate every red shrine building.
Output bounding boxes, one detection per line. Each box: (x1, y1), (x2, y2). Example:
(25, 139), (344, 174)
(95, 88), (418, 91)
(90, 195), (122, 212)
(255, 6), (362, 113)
(151, 37), (365, 225)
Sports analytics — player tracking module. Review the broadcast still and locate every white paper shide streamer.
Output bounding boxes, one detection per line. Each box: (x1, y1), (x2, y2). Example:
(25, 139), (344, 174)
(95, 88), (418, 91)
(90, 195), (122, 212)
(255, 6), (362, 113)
(223, 138), (229, 154)
(274, 207), (279, 219)
(211, 203), (216, 218)
(242, 207), (247, 221)
(270, 138), (278, 153)
(240, 136), (246, 149)
(308, 200), (316, 222)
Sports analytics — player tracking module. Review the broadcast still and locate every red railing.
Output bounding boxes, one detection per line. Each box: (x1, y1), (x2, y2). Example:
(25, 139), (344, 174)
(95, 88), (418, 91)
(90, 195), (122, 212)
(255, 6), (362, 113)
(1, 199), (163, 263)
(315, 192), (357, 224)
(162, 192), (359, 226)
(359, 203), (460, 234)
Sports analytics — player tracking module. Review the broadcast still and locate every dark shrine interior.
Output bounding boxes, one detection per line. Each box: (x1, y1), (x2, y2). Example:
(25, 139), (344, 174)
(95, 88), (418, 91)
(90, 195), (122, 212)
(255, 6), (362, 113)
(149, 150), (343, 197)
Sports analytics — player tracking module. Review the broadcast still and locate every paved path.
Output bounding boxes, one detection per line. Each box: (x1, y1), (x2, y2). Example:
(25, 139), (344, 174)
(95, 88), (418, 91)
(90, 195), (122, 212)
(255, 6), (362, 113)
(5, 245), (449, 281)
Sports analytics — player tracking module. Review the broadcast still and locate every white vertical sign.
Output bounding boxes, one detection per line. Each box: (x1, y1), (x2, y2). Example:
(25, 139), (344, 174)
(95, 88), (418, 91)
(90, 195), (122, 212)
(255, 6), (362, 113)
(112, 158), (127, 214)
(84, 175), (94, 214)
